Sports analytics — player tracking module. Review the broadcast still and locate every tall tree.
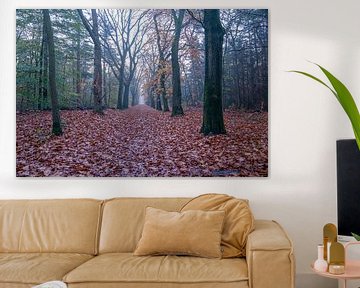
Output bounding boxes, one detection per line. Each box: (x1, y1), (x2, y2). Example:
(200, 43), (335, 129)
(141, 43), (158, 108)
(123, 49), (137, 108)
(37, 22), (47, 110)
(153, 12), (171, 112)
(171, 9), (185, 116)
(182, 21), (204, 107)
(201, 9), (226, 135)
(100, 9), (147, 110)
(99, 10), (127, 110)
(75, 25), (82, 97)
(42, 9), (62, 135)
(122, 11), (148, 109)
(77, 9), (103, 114)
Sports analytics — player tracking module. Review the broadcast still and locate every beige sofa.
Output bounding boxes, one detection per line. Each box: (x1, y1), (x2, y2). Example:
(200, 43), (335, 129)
(0, 198), (295, 288)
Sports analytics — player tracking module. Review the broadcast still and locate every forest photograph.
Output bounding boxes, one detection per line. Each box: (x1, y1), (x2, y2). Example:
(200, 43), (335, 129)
(16, 9), (268, 177)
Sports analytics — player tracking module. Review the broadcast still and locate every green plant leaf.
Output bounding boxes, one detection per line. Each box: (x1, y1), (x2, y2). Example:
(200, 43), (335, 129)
(288, 70), (337, 99)
(316, 65), (360, 147)
(351, 232), (360, 241)
(289, 64), (360, 150)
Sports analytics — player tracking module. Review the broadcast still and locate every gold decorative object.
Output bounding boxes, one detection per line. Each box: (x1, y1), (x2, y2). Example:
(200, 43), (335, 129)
(329, 242), (345, 274)
(323, 223), (337, 261)
(329, 242), (345, 264)
(328, 264), (345, 275)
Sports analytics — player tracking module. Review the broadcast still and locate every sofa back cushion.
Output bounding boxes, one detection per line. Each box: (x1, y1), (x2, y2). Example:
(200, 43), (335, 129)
(0, 199), (102, 254)
(181, 194), (254, 258)
(99, 198), (189, 253)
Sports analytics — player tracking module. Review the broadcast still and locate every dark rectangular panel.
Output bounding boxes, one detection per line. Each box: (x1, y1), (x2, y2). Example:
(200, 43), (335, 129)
(337, 139), (360, 236)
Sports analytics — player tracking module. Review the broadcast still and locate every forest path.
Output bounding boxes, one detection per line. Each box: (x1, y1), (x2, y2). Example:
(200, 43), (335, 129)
(16, 105), (268, 177)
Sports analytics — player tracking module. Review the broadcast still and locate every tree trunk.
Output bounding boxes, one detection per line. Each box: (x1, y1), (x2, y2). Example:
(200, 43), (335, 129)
(201, 9), (226, 135)
(160, 71), (169, 111)
(123, 64), (136, 109)
(37, 25), (45, 110)
(77, 9), (103, 114)
(43, 9), (62, 135)
(156, 94), (162, 111)
(131, 84), (138, 106)
(171, 9), (185, 117)
(117, 78), (123, 109)
(92, 10), (103, 114)
(149, 87), (155, 108)
(62, 55), (67, 100)
(123, 82), (130, 109)
(76, 29), (81, 96)
(107, 76), (111, 107)
(43, 28), (49, 110)
(117, 62), (125, 109)
(33, 53), (39, 110)
(103, 61), (107, 108)
(153, 14), (169, 112)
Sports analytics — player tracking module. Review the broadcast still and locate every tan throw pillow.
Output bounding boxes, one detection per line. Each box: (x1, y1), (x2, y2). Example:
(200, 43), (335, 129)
(134, 207), (225, 258)
(181, 194), (254, 258)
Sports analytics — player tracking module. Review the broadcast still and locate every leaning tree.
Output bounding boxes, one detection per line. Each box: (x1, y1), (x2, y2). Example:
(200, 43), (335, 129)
(77, 9), (103, 114)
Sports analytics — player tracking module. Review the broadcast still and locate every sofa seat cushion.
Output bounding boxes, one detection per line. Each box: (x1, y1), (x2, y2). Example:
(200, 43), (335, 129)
(0, 253), (93, 285)
(64, 253), (248, 285)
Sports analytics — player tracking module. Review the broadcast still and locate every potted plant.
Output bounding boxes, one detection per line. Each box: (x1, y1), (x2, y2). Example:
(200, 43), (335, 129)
(290, 63), (360, 150)
(290, 63), (360, 241)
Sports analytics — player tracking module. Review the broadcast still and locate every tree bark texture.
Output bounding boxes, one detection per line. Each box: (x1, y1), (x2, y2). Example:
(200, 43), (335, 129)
(42, 9), (62, 135)
(91, 10), (103, 114)
(171, 9), (185, 117)
(123, 83), (130, 108)
(201, 9), (226, 135)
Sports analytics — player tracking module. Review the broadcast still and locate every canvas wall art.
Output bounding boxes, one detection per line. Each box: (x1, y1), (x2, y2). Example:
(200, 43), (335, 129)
(16, 9), (268, 177)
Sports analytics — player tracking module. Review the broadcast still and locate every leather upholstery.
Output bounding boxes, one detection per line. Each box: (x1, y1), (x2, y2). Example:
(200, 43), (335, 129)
(134, 207), (225, 258)
(99, 198), (189, 253)
(68, 282), (249, 288)
(0, 198), (295, 288)
(63, 253), (248, 284)
(181, 194), (254, 257)
(0, 284), (32, 288)
(246, 220), (295, 288)
(0, 253), (93, 285)
(0, 199), (102, 254)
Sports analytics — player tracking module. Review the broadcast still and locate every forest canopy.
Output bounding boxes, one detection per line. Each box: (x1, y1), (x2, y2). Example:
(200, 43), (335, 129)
(16, 9), (268, 113)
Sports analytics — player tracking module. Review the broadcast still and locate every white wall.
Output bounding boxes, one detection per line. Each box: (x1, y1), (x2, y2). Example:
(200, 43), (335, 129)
(1, 0), (360, 287)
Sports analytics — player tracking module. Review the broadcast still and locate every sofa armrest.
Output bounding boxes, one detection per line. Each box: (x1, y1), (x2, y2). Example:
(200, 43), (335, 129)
(246, 220), (295, 288)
